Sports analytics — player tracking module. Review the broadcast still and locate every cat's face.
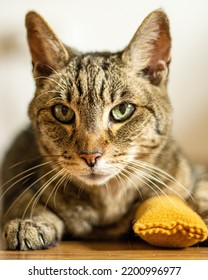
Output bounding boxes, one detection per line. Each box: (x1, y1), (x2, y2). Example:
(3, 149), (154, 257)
(27, 10), (172, 186)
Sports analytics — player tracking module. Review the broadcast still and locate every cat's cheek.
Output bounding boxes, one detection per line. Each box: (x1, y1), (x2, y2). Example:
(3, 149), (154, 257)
(36, 113), (74, 152)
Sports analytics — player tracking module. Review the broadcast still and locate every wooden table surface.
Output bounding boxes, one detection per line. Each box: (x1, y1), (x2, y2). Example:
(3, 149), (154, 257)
(0, 240), (208, 260)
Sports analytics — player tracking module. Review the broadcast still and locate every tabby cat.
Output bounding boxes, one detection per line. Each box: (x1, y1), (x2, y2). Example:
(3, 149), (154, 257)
(1, 10), (208, 250)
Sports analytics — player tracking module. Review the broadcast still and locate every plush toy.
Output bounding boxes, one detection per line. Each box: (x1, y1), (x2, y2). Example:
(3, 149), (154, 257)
(133, 195), (208, 248)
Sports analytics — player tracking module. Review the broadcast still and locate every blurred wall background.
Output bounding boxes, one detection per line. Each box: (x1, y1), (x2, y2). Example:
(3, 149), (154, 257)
(0, 0), (208, 164)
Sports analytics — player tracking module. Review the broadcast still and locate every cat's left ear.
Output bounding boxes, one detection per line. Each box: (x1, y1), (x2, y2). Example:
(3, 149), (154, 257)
(122, 10), (171, 86)
(26, 11), (69, 78)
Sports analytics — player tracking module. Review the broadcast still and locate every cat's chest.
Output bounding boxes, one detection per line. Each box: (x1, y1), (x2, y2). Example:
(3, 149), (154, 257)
(54, 181), (139, 238)
(91, 184), (138, 225)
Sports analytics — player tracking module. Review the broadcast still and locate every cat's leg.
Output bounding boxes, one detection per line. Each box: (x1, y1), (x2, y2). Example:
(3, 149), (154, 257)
(3, 206), (64, 250)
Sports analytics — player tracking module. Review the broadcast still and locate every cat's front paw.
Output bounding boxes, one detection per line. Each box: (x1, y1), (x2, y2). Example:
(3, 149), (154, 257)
(3, 219), (59, 250)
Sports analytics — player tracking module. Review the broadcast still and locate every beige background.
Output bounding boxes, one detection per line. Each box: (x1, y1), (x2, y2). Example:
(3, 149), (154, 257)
(0, 0), (208, 164)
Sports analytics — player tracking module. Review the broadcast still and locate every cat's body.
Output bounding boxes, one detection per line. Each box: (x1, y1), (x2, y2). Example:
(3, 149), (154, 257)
(1, 10), (208, 250)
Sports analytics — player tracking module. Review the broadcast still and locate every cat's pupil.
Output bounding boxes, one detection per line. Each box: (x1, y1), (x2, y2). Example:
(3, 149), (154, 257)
(119, 104), (127, 115)
(62, 106), (69, 116)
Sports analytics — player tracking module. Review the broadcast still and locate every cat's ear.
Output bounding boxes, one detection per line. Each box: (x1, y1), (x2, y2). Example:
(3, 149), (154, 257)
(122, 10), (171, 86)
(25, 11), (69, 78)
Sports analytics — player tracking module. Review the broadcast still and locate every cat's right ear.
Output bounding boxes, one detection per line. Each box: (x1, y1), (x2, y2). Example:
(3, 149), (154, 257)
(122, 10), (171, 86)
(26, 11), (69, 78)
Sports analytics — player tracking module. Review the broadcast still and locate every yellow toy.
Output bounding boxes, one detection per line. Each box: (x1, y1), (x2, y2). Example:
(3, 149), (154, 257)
(133, 195), (208, 248)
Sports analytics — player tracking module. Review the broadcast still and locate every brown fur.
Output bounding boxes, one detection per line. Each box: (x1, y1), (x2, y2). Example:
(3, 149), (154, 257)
(1, 10), (208, 250)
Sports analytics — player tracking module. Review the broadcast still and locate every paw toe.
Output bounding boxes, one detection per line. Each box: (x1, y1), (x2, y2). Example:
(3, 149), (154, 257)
(3, 219), (58, 250)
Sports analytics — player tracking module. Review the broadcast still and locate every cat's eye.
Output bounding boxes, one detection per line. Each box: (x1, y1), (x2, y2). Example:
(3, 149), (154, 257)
(52, 105), (75, 124)
(110, 103), (135, 122)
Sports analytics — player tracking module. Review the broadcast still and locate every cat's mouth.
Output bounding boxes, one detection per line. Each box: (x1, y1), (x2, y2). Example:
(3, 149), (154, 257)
(61, 156), (119, 185)
(77, 172), (113, 185)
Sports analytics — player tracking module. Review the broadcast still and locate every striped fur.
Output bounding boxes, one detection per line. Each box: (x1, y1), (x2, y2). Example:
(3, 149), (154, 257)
(1, 10), (207, 250)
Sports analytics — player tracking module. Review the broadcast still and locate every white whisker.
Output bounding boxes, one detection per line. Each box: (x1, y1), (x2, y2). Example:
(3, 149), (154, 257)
(128, 159), (194, 201)
(28, 167), (64, 219)
(33, 90), (64, 102)
(123, 167), (178, 207)
(63, 175), (72, 193)
(124, 168), (160, 198)
(35, 76), (66, 92)
(43, 64), (68, 87)
(127, 164), (188, 203)
(4, 165), (59, 218)
(0, 160), (54, 192)
(0, 172), (35, 201)
(42, 96), (67, 108)
(116, 167), (143, 200)
(43, 169), (67, 212)
(0, 161), (55, 204)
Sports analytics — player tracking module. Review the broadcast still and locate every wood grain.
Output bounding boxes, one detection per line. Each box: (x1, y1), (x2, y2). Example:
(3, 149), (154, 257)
(0, 240), (208, 260)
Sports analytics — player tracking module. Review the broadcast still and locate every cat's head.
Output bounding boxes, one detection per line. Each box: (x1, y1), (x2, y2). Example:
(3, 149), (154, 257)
(26, 10), (172, 186)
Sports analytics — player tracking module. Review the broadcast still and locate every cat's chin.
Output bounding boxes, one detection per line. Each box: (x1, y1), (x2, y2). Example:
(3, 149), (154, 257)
(76, 173), (113, 186)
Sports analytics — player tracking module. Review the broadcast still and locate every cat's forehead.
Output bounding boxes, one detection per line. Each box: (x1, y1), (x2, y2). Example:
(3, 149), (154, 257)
(64, 53), (127, 105)
(72, 53), (115, 72)
(71, 53), (122, 85)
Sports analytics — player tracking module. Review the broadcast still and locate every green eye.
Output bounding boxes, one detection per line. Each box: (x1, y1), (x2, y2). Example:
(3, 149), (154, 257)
(52, 105), (75, 124)
(111, 103), (135, 122)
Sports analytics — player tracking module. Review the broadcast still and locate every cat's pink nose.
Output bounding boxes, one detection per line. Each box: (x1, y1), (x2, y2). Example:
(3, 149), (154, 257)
(79, 152), (102, 167)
